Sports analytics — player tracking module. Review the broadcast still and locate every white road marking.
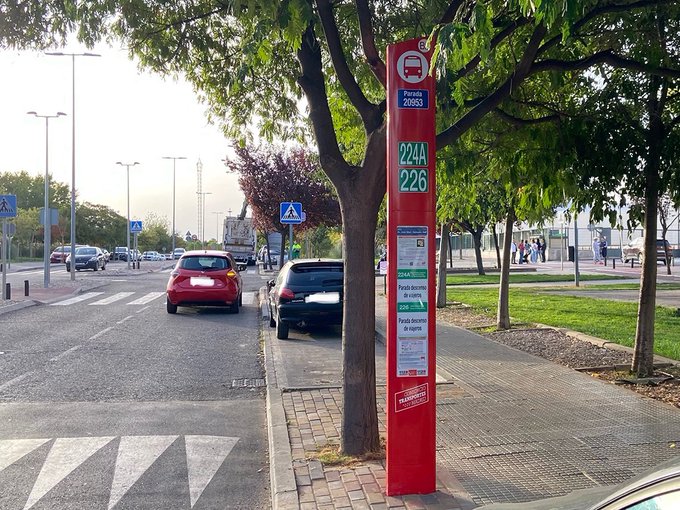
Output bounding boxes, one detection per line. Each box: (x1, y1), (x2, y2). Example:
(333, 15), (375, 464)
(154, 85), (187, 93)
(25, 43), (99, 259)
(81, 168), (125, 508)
(50, 292), (104, 306)
(0, 371), (34, 392)
(0, 439), (51, 473)
(185, 435), (239, 508)
(108, 435), (179, 510)
(89, 326), (114, 340)
(49, 345), (82, 362)
(127, 291), (165, 305)
(241, 291), (256, 305)
(135, 306), (151, 314)
(24, 436), (115, 510)
(116, 316), (134, 325)
(89, 292), (135, 305)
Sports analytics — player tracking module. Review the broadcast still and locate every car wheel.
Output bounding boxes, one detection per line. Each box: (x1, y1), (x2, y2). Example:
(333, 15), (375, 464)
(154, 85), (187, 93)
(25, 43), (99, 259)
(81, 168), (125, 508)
(93, 261), (98, 271)
(102, 261), (106, 270)
(166, 299), (178, 314)
(230, 298), (239, 314)
(276, 316), (289, 340)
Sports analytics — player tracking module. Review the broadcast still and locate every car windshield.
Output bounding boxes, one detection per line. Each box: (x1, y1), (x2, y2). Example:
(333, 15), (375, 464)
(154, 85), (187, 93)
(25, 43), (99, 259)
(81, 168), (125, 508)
(76, 248), (96, 255)
(179, 256), (230, 271)
(287, 264), (343, 287)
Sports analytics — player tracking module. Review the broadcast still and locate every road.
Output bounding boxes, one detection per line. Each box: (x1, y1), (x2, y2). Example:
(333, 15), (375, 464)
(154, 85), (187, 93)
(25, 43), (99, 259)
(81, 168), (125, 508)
(0, 265), (270, 509)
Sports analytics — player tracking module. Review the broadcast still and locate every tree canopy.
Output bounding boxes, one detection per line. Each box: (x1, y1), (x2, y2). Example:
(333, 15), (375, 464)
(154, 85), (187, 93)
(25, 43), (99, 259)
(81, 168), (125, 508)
(4, 0), (679, 453)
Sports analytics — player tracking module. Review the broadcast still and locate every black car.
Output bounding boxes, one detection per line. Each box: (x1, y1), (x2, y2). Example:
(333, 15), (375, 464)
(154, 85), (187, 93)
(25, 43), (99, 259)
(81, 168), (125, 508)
(66, 246), (107, 272)
(267, 259), (344, 339)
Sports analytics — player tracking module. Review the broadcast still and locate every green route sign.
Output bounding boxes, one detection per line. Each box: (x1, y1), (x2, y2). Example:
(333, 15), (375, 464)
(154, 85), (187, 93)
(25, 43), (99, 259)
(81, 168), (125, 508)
(398, 142), (428, 167)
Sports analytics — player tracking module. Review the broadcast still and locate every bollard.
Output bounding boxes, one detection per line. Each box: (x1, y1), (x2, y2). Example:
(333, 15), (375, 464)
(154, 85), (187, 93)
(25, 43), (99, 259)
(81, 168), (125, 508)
(604, 257), (607, 267)
(24, 280), (29, 296)
(612, 258), (616, 269)
(631, 259), (634, 268)
(5, 283), (10, 300)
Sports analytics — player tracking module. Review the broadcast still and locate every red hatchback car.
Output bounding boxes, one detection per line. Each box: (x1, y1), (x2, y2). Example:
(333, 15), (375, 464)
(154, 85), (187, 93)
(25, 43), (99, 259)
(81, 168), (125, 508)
(166, 250), (243, 314)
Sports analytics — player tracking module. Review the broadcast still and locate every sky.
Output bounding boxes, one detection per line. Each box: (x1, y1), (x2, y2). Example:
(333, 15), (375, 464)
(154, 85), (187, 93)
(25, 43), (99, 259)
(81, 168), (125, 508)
(0, 42), (246, 242)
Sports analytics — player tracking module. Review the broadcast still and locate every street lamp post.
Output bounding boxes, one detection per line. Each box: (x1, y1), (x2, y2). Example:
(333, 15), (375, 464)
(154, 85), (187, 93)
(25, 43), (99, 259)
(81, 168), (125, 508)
(212, 211), (223, 247)
(116, 162), (139, 269)
(197, 192), (212, 248)
(27, 111), (66, 288)
(46, 51), (100, 281)
(162, 156), (187, 255)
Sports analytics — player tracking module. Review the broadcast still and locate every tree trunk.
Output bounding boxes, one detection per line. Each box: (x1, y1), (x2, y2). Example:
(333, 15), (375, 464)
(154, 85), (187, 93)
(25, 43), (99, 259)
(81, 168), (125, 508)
(436, 222), (450, 308)
(632, 74), (664, 378)
(497, 212), (514, 330)
(472, 229), (485, 275)
(336, 162), (382, 456)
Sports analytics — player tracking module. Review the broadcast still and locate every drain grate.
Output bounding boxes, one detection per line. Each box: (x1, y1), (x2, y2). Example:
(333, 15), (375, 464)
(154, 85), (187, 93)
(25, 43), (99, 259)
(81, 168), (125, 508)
(232, 378), (266, 388)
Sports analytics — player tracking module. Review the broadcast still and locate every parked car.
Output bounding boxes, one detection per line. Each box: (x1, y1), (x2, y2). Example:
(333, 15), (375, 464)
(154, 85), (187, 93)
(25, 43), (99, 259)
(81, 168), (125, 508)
(66, 246), (107, 272)
(142, 251), (162, 261)
(267, 259), (344, 339)
(114, 246), (129, 261)
(622, 238), (672, 265)
(173, 247), (186, 260)
(50, 245), (74, 263)
(475, 455), (680, 510)
(166, 250), (243, 314)
(102, 249), (110, 262)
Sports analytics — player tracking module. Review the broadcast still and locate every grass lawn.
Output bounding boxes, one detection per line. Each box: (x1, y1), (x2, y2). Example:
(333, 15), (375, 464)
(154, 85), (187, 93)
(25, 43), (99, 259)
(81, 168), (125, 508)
(447, 286), (680, 361)
(446, 273), (629, 286)
(544, 282), (680, 291)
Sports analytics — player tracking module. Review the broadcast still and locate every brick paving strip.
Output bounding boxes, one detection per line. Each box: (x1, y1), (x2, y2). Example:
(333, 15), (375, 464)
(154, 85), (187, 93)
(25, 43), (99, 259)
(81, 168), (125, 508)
(283, 386), (464, 510)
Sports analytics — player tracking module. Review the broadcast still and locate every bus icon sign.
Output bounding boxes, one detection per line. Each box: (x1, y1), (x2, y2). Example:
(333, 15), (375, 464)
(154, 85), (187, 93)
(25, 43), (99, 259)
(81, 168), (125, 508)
(396, 51), (428, 84)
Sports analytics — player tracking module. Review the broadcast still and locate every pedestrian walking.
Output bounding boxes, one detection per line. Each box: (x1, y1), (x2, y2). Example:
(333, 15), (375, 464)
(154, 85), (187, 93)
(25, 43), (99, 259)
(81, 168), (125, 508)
(600, 238), (607, 261)
(592, 238), (601, 264)
(518, 240), (525, 264)
(539, 238), (546, 262)
(510, 240), (517, 264)
(530, 239), (539, 263)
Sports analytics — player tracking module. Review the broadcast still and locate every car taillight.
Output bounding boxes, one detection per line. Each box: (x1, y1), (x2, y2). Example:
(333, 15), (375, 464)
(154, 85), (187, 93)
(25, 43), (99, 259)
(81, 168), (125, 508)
(279, 287), (295, 300)
(226, 269), (237, 278)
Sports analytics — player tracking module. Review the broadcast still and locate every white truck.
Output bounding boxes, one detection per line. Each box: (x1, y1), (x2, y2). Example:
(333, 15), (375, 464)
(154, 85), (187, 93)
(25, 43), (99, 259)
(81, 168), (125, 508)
(223, 216), (256, 270)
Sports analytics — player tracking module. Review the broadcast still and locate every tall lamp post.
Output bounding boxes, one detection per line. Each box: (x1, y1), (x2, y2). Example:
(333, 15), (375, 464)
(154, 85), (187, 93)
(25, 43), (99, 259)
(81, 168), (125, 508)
(212, 211), (224, 247)
(27, 111), (66, 288)
(162, 156), (187, 255)
(116, 162), (139, 269)
(45, 51), (100, 281)
(197, 192), (212, 248)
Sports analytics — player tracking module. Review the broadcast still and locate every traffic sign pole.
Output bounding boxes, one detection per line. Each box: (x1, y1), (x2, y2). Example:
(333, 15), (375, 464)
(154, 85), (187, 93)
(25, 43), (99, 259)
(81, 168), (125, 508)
(2, 218), (6, 300)
(386, 37), (437, 495)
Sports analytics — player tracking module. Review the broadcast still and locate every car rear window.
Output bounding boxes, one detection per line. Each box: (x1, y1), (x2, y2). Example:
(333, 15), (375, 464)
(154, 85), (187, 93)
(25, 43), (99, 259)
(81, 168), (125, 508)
(287, 264), (343, 287)
(179, 256), (230, 271)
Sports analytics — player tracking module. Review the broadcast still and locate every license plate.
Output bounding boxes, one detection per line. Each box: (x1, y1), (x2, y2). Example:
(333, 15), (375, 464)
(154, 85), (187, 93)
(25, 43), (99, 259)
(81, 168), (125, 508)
(190, 277), (214, 287)
(305, 292), (340, 304)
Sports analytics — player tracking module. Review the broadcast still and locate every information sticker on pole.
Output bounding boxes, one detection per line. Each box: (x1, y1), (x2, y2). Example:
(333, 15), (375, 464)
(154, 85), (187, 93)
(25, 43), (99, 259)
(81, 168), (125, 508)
(386, 37), (436, 495)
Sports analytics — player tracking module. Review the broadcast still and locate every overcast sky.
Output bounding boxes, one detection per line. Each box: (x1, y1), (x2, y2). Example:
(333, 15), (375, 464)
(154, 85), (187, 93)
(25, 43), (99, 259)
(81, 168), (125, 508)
(0, 41), (246, 242)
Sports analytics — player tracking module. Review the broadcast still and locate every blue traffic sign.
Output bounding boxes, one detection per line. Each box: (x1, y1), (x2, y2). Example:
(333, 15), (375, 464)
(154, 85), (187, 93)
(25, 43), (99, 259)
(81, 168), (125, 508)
(0, 195), (17, 218)
(280, 202), (303, 224)
(130, 220), (143, 233)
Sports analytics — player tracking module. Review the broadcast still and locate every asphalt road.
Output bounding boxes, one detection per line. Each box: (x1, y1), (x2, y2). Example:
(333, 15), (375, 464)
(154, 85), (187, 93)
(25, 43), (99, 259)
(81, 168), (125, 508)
(0, 265), (270, 509)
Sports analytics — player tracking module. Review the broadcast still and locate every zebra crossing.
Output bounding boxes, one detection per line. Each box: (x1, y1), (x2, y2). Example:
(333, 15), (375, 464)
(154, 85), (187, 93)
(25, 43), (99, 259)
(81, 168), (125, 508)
(51, 291), (166, 306)
(0, 435), (238, 510)
(50, 291), (257, 307)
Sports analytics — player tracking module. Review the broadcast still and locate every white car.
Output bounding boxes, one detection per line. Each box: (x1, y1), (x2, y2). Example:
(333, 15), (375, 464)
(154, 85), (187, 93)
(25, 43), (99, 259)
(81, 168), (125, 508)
(142, 251), (162, 261)
(173, 248), (186, 260)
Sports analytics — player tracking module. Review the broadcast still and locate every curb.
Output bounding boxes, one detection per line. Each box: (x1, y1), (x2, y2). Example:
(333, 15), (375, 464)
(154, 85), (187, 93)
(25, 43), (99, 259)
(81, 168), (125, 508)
(261, 288), (299, 510)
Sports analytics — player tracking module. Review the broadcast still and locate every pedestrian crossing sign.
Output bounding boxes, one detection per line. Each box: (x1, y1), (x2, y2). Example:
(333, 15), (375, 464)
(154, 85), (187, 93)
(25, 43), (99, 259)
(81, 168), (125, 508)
(130, 220), (143, 233)
(0, 194), (17, 218)
(280, 202), (303, 224)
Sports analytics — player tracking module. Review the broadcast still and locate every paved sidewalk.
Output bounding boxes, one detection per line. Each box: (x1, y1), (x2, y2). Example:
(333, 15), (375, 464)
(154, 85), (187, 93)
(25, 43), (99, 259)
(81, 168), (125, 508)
(265, 281), (680, 509)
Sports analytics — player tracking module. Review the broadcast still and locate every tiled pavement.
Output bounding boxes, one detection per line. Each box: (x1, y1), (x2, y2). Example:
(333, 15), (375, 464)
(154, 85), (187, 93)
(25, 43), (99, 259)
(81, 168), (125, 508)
(265, 281), (680, 509)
